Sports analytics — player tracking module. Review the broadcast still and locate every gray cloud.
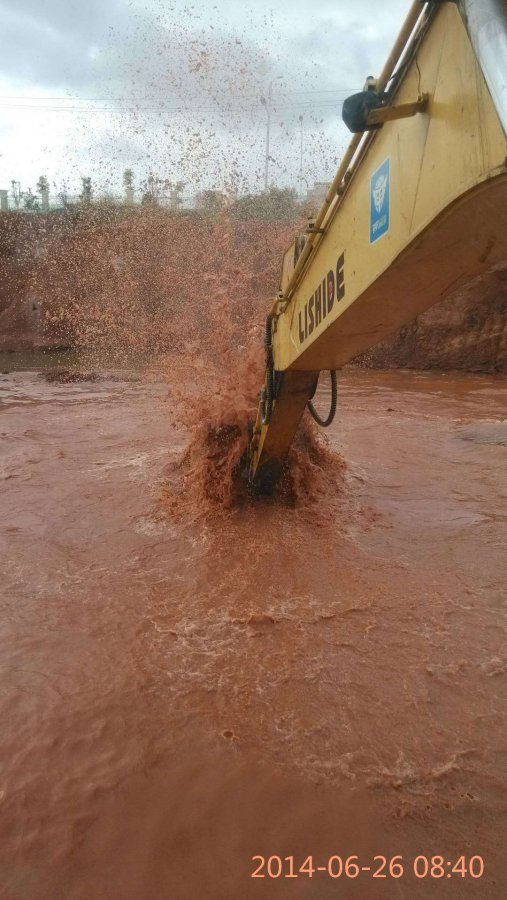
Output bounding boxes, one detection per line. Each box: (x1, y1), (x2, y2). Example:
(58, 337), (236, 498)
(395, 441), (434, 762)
(0, 0), (131, 89)
(0, 0), (409, 192)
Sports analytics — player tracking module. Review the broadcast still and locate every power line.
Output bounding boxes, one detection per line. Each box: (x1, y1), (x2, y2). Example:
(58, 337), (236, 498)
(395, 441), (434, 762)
(0, 88), (358, 102)
(0, 101), (347, 113)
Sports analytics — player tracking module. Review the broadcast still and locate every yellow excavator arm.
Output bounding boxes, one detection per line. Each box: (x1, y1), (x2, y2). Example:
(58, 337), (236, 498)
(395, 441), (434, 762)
(248, 0), (507, 492)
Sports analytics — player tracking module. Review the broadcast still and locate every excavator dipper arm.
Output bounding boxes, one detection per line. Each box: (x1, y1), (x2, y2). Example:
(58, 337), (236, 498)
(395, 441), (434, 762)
(248, 0), (507, 493)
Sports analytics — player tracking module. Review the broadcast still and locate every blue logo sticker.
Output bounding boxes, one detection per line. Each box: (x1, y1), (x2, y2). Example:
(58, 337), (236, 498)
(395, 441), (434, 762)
(370, 158), (390, 244)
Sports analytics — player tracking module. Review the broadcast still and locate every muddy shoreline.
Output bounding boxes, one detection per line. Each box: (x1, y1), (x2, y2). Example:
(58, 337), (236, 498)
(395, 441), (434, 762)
(1, 211), (506, 372)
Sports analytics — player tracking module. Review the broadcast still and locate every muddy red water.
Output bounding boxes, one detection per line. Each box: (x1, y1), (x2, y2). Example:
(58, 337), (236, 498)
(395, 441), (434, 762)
(1, 366), (506, 899)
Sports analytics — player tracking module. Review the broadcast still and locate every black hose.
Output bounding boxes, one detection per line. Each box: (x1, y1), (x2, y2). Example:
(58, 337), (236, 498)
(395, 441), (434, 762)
(260, 315), (274, 425)
(264, 314), (274, 365)
(307, 370), (337, 427)
(259, 364), (274, 425)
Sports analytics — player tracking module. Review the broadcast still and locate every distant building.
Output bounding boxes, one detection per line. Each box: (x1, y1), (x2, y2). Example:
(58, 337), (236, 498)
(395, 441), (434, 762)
(0, 190), (8, 212)
(305, 181), (329, 209)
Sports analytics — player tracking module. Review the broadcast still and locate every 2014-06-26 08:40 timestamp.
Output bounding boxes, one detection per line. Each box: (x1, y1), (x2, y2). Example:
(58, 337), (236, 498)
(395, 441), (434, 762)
(251, 854), (485, 880)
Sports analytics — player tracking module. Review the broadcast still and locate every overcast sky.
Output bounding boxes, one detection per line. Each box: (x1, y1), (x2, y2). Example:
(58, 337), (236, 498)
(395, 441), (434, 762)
(0, 0), (410, 199)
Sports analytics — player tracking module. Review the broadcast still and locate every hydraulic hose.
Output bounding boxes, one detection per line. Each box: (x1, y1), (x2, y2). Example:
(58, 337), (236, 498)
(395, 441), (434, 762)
(307, 370), (337, 427)
(259, 365), (274, 425)
(260, 314), (274, 425)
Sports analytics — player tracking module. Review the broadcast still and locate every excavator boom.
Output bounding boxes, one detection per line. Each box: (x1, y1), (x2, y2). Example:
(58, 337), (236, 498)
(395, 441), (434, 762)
(248, 0), (507, 492)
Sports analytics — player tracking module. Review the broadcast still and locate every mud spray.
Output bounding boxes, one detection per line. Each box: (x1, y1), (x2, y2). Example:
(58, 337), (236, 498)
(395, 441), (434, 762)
(11, 206), (345, 517)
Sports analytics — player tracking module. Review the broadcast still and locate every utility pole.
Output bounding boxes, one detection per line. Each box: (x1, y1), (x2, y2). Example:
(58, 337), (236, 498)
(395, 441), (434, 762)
(261, 76), (282, 192)
(299, 115), (304, 200)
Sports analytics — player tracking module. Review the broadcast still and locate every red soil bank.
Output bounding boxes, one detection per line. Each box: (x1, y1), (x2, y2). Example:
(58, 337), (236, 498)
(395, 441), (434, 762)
(358, 263), (507, 373)
(0, 210), (506, 371)
(0, 209), (294, 357)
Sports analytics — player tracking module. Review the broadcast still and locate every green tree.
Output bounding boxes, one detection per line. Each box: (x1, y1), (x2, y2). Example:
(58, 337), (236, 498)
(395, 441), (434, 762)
(80, 176), (93, 204)
(165, 180), (185, 211)
(123, 168), (135, 205)
(23, 188), (40, 211)
(36, 175), (50, 211)
(197, 190), (225, 218)
(141, 173), (160, 205)
(36, 175), (49, 195)
(230, 187), (298, 222)
(123, 168), (134, 190)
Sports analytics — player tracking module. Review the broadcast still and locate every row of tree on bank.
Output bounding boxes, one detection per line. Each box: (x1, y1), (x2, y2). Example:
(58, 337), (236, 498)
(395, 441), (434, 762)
(5, 171), (186, 212)
(3, 168), (304, 221)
